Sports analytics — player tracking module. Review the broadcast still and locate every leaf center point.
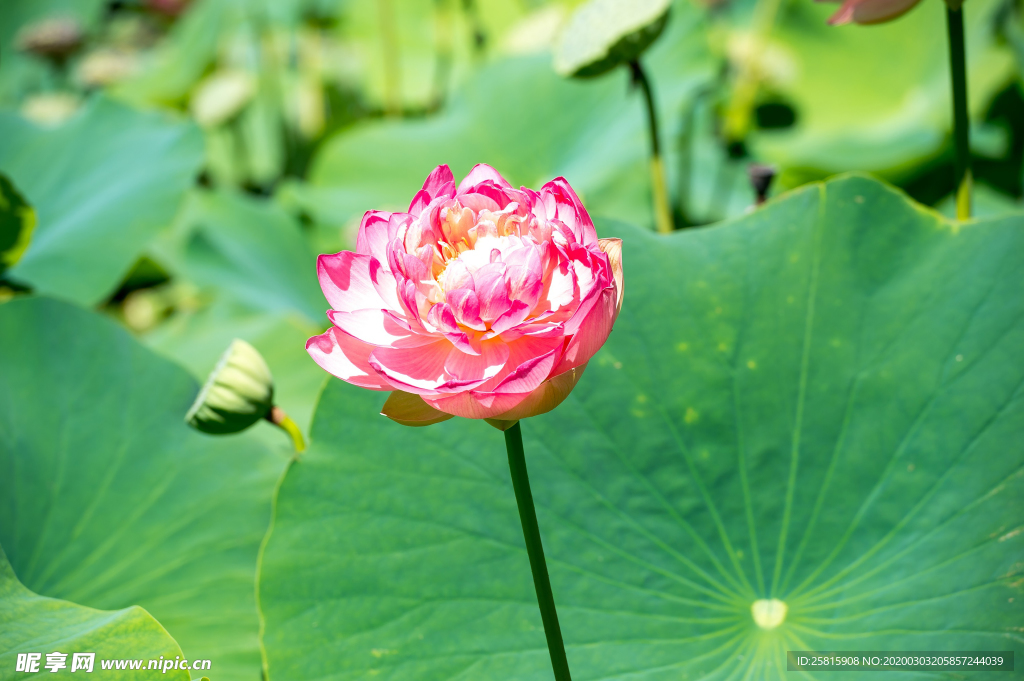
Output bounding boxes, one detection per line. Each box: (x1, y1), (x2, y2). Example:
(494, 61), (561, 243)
(751, 599), (787, 630)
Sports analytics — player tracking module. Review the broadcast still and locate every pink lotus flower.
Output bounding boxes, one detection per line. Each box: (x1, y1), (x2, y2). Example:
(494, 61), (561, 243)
(306, 164), (624, 429)
(821, 0), (922, 25)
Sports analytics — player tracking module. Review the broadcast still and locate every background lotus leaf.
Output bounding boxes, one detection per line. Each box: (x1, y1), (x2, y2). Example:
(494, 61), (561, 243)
(0, 297), (287, 681)
(258, 175), (1024, 679)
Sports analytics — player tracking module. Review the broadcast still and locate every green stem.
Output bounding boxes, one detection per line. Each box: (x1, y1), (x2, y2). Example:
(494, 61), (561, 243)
(268, 406), (306, 454)
(629, 60), (674, 234)
(462, 0), (487, 54)
(630, 60), (661, 158)
(946, 3), (972, 219)
(503, 422), (572, 681)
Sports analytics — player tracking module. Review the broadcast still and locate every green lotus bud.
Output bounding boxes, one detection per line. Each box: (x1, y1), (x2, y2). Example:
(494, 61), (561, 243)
(0, 174), (36, 277)
(553, 0), (672, 79)
(186, 339), (307, 452)
(190, 70), (256, 128)
(186, 339), (274, 435)
(77, 49), (139, 88)
(20, 93), (81, 126)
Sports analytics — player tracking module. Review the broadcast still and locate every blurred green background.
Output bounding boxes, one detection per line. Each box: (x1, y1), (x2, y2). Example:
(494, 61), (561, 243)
(1, 0), (1022, 380)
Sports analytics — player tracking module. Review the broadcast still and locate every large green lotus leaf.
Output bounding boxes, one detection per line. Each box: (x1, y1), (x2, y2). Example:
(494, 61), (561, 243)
(752, 0), (1014, 179)
(0, 297), (287, 681)
(259, 175), (1023, 679)
(300, 2), (715, 232)
(0, 545), (190, 681)
(150, 189), (325, 323)
(0, 97), (203, 305)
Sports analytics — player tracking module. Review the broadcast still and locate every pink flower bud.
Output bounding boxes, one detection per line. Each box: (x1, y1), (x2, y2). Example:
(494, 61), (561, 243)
(147, 0), (192, 17)
(822, 0), (923, 25)
(307, 165), (624, 428)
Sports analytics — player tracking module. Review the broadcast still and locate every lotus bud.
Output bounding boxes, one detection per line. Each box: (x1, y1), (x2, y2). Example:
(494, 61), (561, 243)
(20, 93), (81, 126)
(122, 289), (171, 333)
(15, 16), (84, 65)
(187, 339), (307, 452)
(186, 340), (274, 434)
(820, 0), (924, 25)
(77, 49), (138, 88)
(147, 0), (192, 18)
(190, 70), (256, 128)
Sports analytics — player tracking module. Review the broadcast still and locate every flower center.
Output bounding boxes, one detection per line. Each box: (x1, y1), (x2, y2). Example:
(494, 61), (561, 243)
(435, 233), (524, 292)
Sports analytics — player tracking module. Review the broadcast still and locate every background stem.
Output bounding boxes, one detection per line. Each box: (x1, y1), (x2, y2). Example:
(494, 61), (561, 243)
(430, 0), (453, 112)
(377, 0), (401, 117)
(629, 60), (674, 234)
(504, 422), (572, 681)
(946, 3), (972, 219)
